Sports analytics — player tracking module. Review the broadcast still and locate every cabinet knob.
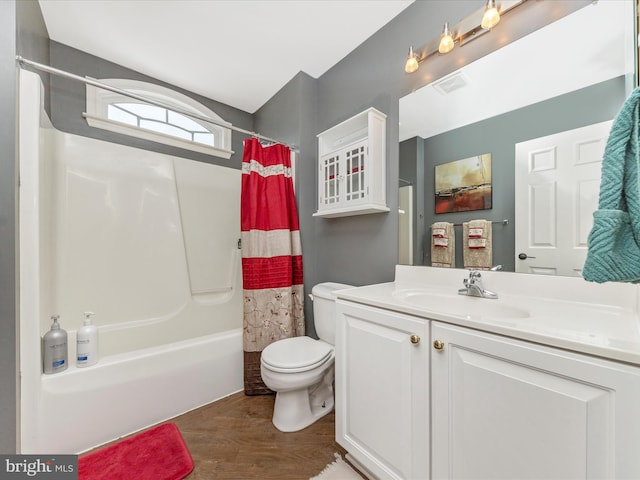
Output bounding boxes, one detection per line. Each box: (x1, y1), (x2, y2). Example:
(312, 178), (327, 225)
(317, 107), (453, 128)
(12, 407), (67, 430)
(410, 334), (421, 345)
(433, 339), (445, 351)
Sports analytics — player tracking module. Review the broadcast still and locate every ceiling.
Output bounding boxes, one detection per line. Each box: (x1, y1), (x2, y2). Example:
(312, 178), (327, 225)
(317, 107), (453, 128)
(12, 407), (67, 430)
(38, 0), (414, 114)
(399, 0), (634, 141)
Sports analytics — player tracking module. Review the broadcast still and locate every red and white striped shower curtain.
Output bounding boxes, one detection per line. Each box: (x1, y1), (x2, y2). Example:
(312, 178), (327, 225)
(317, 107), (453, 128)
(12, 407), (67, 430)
(241, 137), (304, 395)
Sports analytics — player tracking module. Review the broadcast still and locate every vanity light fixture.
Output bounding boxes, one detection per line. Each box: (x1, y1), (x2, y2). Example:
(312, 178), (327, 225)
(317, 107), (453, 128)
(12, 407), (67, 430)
(481, 0), (501, 30)
(403, 0), (526, 74)
(438, 22), (455, 54)
(404, 46), (420, 73)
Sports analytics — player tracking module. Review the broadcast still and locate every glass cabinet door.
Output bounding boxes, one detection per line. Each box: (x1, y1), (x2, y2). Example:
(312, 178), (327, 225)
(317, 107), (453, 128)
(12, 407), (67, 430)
(345, 142), (366, 202)
(321, 153), (340, 206)
(320, 140), (368, 209)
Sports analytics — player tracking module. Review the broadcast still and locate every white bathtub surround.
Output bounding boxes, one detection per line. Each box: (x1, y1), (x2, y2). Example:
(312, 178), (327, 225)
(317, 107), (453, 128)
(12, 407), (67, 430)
(19, 71), (243, 453)
(37, 330), (241, 454)
(335, 265), (640, 479)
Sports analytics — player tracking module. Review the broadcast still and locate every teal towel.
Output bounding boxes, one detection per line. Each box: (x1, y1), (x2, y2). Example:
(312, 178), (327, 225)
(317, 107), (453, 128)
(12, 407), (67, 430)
(583, 87), (640, 283)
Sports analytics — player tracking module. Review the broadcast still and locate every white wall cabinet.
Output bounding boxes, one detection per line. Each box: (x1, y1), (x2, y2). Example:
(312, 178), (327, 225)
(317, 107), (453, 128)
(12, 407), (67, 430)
(335, 301), (429, 480)
(314, 108), (389, 218)
(336, 300), (640, 480)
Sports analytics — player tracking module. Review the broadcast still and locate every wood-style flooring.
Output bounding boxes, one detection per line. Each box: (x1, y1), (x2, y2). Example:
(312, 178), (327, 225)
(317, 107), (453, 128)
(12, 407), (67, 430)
(169, 391), (362, 479)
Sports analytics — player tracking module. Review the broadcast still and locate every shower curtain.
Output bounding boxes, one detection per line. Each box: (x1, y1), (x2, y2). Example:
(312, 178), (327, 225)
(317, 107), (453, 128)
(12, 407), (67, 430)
(241, 137), (305, 395)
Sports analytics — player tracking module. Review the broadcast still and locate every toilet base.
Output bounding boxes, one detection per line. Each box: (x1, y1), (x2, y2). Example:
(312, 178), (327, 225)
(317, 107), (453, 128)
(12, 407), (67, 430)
(272, 371), (334, 432)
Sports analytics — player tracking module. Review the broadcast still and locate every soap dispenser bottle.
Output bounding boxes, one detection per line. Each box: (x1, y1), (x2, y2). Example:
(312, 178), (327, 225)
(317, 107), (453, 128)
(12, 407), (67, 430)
(77, 311), (98, 367)
(42, 315), (68, 374)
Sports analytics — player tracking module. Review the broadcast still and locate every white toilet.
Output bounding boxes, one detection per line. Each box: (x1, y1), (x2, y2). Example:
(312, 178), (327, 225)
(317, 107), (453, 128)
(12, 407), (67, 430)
(260, 282), (353, 432)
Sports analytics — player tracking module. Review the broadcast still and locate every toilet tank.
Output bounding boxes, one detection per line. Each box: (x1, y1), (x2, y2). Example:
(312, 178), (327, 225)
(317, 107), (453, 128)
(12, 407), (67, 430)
(312, 282), (354, 345)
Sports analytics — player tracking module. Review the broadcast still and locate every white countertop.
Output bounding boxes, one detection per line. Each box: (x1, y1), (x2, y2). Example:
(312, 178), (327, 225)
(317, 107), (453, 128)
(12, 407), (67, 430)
(335, 265), (640, 366)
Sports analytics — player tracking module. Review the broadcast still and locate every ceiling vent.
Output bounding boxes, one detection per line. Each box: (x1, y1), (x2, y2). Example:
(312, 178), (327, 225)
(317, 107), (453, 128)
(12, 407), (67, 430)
(432, 71), (469, 95)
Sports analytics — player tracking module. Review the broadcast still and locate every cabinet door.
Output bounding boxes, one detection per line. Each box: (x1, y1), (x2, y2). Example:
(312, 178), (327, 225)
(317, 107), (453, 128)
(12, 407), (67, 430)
(343, 141), (367, 204)
(319, 151), (341, 209)
(431, 322), (640, 480)
(318, 140), (368, 212)
(336, 301), (429, 480)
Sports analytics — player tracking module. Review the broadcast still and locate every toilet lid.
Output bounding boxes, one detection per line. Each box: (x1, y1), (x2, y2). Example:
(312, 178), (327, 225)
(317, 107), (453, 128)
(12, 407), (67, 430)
(262, 337), (333, 372)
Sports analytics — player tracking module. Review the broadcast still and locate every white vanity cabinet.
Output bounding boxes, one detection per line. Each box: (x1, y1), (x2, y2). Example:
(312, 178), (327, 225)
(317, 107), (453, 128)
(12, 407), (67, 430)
(335, 300), (429, 480)
(431, 321), (640, 480)
(314, 108), (389, 218)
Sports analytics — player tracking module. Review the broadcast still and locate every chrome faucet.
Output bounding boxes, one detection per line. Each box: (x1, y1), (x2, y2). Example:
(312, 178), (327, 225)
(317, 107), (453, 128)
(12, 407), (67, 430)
(458, 270), (498, 299)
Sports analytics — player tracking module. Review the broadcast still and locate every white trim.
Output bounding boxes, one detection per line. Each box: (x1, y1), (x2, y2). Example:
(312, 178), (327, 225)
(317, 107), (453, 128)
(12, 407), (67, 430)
(86, 78), (233, 158)
(84, 113), (233, 158)
(312, 203), (390, 218)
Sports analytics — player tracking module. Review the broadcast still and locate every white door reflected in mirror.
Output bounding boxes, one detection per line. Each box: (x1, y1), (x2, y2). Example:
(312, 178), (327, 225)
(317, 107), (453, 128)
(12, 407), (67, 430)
(398, 185), (413, 265)
(514, 121), (612, 277)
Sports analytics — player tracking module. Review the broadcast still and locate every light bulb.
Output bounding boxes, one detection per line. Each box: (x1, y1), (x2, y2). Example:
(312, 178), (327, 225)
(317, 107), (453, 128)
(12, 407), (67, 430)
(481, 0), (500, 29)
(438, 22), (454, 54)
(404, 46), (419, 73)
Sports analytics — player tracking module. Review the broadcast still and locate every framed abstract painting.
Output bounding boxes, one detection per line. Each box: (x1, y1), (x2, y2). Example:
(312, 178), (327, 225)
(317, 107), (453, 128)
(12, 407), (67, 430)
(434, 153), (492, 214)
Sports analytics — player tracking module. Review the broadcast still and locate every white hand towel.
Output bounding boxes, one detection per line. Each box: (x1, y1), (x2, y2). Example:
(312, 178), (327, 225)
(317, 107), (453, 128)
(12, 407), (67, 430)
(463, 219), (492, 269)
(431, 222), (455, 268)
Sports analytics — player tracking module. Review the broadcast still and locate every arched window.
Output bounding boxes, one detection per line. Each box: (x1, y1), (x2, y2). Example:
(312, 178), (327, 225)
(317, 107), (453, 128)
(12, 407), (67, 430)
(85, 79), (233, 158)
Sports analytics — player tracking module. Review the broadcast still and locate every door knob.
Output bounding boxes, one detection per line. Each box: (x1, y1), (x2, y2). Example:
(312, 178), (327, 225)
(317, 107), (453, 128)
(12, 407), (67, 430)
(410, 334), (420, 345)
(518, 253), (537, 260)
(433, 340), (444, 351)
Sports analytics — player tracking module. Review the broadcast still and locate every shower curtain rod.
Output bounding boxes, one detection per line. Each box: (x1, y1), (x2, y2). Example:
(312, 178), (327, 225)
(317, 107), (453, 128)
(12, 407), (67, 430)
(16, 56), (297, 150)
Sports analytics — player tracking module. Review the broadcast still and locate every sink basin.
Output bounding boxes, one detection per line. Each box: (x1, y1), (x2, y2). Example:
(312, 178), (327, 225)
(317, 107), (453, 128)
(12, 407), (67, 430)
(392, 288), (530, 320)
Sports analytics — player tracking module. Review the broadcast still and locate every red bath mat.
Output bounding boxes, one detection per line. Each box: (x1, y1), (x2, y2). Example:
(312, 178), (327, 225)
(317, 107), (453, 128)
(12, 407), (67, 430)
(78, 422), (194, 480)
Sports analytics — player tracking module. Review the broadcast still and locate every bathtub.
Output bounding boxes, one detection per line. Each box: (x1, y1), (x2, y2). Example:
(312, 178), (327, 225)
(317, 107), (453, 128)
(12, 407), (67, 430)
(19, 71), (244, 453)
(31, 329), (242, 453)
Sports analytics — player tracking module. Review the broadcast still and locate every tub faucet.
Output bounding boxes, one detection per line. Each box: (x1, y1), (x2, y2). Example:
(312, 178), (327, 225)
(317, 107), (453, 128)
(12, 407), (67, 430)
(458, 270), (498, 299)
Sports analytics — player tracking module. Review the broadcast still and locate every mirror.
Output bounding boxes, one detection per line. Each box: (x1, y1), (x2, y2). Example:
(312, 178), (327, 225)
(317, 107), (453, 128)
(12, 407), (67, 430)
(398, 0), (636, 275)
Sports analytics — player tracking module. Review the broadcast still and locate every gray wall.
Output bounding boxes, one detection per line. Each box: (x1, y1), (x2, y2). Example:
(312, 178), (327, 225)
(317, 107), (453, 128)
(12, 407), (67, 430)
(16, 0), (50, 114)
(419, 77), (626, 271)
(0, 0), (18, 455)
(309, 1), (482, 290)
(252, 0), (591, 334)
(250, 1), (481, 334)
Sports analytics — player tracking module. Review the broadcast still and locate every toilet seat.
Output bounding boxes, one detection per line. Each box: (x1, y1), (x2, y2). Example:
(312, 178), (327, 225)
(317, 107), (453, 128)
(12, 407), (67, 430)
(262, 337), (333, 373)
